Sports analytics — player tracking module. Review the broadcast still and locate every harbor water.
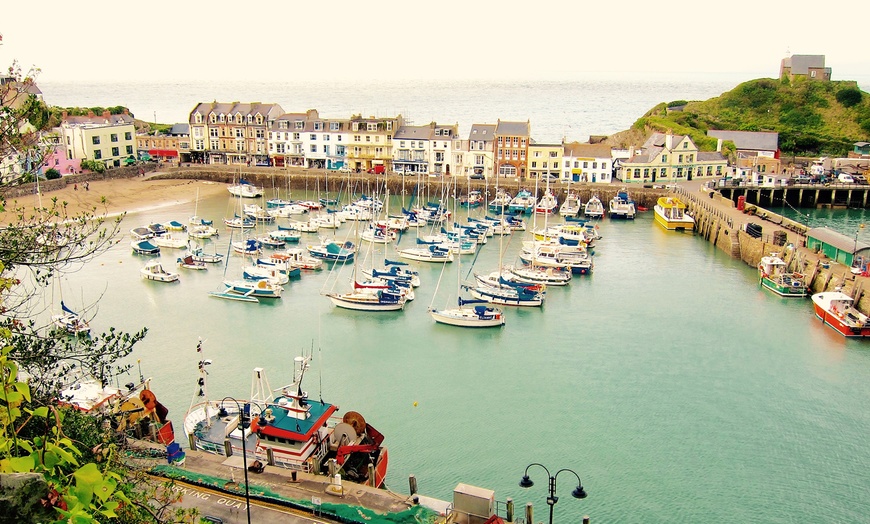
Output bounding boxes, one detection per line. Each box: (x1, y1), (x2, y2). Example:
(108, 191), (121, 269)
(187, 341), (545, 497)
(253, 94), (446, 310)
(43, 188), (870, 523)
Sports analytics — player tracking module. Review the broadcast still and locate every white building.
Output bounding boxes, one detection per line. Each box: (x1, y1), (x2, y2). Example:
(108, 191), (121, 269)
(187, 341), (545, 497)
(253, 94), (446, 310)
(463, 124), (496, 179)
(561, 142), (613, 183)
(392, 124), (434, 176)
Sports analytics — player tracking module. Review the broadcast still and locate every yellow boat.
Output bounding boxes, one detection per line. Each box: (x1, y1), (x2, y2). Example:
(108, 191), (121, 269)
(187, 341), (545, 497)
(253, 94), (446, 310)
(654, 196), (695, 231)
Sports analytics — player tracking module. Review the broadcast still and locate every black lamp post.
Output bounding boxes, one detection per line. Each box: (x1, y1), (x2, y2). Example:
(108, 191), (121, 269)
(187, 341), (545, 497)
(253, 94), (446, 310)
(519, 463), (586, 524)
(222, 397), (252, 524)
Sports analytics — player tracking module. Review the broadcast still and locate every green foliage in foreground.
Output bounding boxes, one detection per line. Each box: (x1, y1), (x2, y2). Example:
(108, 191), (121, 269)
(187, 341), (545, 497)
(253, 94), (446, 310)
(630, 77), (870, 156)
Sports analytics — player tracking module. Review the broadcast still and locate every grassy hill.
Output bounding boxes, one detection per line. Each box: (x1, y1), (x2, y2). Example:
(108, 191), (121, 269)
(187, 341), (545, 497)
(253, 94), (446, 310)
(607, 78), (870, 156)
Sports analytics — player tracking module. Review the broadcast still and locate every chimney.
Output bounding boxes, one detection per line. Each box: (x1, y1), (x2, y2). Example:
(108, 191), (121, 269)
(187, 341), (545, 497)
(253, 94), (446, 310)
(61, 110), (68, 120)
(122, 108), (129, 115)
(102, 110), (111, 119)
(665, 133), (673, 150)
(717, 139), (723, 152)
(628, 146), (635, 158)
(87, 110), (95, 117)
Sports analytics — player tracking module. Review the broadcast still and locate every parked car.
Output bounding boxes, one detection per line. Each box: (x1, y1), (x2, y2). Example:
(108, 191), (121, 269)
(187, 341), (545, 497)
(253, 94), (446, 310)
(837, 173), (855, 184)
(792, 176), (812, 185)
(470, 173), (485, 180)
(853, 174), (868, 184)
(338, 166), (353, 174)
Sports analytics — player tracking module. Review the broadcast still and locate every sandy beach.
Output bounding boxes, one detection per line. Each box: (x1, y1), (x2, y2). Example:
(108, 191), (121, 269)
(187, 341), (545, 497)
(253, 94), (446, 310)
(1, 175), (230, 222)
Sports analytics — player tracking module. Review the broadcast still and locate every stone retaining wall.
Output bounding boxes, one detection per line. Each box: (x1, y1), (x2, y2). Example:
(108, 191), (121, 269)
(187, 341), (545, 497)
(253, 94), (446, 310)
(1, 164), (158, 199)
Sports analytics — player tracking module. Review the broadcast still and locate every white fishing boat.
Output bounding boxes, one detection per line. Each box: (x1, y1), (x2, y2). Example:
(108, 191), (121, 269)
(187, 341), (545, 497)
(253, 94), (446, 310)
(267, 203), (309, 218)
(177, 255), (208, 270)
(228, 180), (264, 198)
(396, 244), (454, 263)
(131, 240), (161, 256)
(608, 188), (636, 219)
(140, 260), (179, 282)
(534, 190), (558, 214)
(130, 227), (153, 241)
(559, 191), (582, 217)
(189, 224), (219, 239)
(152, 233), (188, 249)
(584, 195), (605, 218)
(222, 278), (283, 298)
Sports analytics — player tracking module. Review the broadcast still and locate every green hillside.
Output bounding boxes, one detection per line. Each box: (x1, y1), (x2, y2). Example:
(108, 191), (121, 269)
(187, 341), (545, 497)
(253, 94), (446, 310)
(627, 78), (870, 156)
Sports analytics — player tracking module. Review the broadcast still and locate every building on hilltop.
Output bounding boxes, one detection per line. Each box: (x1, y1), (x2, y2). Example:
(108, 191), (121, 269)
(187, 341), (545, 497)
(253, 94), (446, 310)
(59, 110), (136, 168)
(494, 120), (529, 178)
(188, 102), (284, 165)
(617, 132), (727, 184)
(561, 142), (613, 183)
(779, 54), (831, 82)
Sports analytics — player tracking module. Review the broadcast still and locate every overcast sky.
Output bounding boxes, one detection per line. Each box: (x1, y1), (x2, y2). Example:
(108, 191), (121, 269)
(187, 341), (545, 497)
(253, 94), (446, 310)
(2, 0), (867, 84)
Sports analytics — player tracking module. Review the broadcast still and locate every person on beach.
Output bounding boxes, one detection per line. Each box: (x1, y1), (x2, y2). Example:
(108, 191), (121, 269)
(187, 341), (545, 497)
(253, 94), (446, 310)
(73, 184), (77, 191)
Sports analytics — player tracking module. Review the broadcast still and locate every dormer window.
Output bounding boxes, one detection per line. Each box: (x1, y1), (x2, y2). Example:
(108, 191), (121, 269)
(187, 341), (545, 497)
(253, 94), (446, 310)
(295, 121), (304, 130)
(194, 114), (202, 124)
(330, 122), (340, 131)
(219, 114), (225, 123)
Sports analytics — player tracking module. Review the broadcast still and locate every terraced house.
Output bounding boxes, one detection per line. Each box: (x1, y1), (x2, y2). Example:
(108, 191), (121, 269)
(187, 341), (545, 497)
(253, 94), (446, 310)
(59, 110), (136, 167)
(494, 120), (530, 178)
(268, 110), (350, 170)
(461, 124), (496, 179)
(188, 102), (284, 165)
(527, 142), (562, 180)
(347, 115), (403, 173)
(562, 142), (613, 183)
(617, 133), (727, 184)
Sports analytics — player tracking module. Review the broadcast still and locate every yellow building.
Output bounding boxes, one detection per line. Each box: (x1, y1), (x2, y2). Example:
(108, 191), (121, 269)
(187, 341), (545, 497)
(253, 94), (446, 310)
(527, 143), (562, 180)
(59, 110), (136, 168)
(346, 114), (403, 173)
(618, 133), (727, 184)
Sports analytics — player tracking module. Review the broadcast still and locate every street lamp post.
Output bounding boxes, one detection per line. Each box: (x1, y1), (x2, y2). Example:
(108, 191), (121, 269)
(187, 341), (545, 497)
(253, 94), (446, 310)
(519, 463), (586, 524)
(222, 397), (252, 524)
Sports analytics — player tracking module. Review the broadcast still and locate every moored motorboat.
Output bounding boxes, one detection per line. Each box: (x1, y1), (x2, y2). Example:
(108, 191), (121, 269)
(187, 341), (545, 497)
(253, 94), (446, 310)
(758, 254), (807, 297)
(583, 195), (605, 218)
(140, 260), (179, 282)
(307, 239), (356, 263)
(131, 240), (161, 256)
(177, 255), (208, 270)
(811, 290), (870, 338)
(654, 196), (694, 231)
(509, 190), (536, 214)
(228, 180), (264, 198)
(608, 188), (636, 219)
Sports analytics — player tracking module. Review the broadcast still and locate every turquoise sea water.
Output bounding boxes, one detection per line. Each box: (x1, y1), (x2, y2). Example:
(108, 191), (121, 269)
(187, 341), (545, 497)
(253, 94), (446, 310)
(42, 186), (870, 523)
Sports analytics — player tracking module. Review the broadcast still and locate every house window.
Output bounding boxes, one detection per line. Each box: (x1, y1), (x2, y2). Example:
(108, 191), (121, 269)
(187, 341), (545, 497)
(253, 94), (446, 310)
(330, 122), (340, 131)
(111, 147), (119, 156)
(195, 139), (204, 149)
(512, 137), (518, 146)
(643, 168), (649, 178)
(683, 142), (688, 149)
(716, 165), (722, 175)
(367, 123), (377, 131)
(687, 155), (693, 162)
(366, 136), (371, 142)
(310, 134), (317, 141)
(583, 162), (588, 168)
(676, 167), (683, 178)
(707, 166), (713, 175)
(660, 168), (667, 177)
(293, 133), (300, 140)
(195, 114), (202, 123)
(256, 129), (264, 139)
(295, 121), (304, 129)
(498, 137), (503, 146)
(574, 161), (578, 168)
(94, 150), (102, 159)
(549, 151), (557, 157)
(126, 145), (133, 155)
(124, 132), (132, 140)
(354, 136), (361, 142)
(632, 169), (640, 179)
(678, 155), (683, 163)
(564, 160), (569, 168)
(235, 129), (244, 138)
(314, 122), (323, 131)
(324, 135), (330, 141)
(498, 149), (503, 159)
(92, 136), (100, 145)
(662, 155), (668, 163)
(531, 161), (537, 168)
(310, 145), (317, 153)
(592, 162), (598, 169)
(209, 114), (216, 123)
(602, 162), (608, 170)
(323, 145), (330, 155)
(276, 143), (285, 153)
(210, 140), (219, 150)
(475, 155), (483, 165)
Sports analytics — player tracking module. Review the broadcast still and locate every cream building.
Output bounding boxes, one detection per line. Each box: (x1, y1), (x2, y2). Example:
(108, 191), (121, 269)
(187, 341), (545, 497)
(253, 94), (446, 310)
(527, 143), (562, 180)
(618, 133), (727, 184)
(60, 110), (136, 168)
(347, 115), (403, 173)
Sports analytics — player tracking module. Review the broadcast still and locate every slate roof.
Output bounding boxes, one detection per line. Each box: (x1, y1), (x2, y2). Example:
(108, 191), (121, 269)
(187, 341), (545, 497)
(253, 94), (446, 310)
(495, 120), (529, 137)
(394, 125), (435, 140)
(469, 124), (496, 142)
(563, 142), (612, 159)
(63, 114), (135, 126)
(707, 130), (778, 152)
(643, 133), (685, 149)
(169, 123), (189, 136)
(785, 55), (826, 74)
(809, 226), (870, 252)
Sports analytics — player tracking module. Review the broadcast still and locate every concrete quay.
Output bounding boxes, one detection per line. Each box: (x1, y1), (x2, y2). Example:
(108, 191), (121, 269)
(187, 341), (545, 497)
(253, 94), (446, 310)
(125, 444), (439, 524)
(674, 181), (870, 316)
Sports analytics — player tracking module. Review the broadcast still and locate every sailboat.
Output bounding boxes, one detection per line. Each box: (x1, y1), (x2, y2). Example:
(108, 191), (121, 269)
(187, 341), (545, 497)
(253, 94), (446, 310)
(189, 187), (213, 226)
(429, 221), (505, 327)
(323, 203), (407, 311)
(52, 301), (91, 336)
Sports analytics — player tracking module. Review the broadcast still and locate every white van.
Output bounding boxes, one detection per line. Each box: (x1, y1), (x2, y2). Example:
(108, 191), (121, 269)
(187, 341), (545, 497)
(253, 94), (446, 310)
(838, 173), (855, 183)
